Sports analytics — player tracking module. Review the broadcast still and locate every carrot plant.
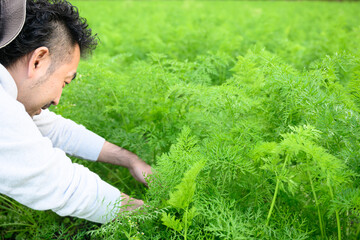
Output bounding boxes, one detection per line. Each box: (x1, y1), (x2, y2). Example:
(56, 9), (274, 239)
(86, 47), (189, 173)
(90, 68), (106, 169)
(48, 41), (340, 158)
(1, 1), (360, 239)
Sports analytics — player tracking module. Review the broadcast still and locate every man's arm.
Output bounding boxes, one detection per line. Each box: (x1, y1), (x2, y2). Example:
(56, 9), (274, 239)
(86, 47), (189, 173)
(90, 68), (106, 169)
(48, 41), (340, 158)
(98, 141), (152, 186)
(98, 141), (152, 214)
(33, 109), (105, 161)
(34, 110), (153, 185)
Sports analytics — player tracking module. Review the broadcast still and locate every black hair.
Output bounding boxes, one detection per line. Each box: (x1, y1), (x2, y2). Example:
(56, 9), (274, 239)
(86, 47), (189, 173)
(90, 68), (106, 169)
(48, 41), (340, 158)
(0, 0), (97, 68)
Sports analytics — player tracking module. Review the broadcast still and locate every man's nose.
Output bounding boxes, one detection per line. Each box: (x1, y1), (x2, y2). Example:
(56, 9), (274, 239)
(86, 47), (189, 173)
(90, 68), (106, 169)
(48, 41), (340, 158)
(53, 90), (63, 106)
(52, 98), (60, 106)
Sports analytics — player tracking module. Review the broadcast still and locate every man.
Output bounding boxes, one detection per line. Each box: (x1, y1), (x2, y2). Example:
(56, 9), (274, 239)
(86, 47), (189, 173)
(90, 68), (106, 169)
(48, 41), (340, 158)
(0, 0), (152, 223)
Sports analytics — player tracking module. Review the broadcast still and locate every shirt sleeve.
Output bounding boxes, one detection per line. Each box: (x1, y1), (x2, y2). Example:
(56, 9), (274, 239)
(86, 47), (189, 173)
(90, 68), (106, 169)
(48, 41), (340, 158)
(32, 109), (105, 161)
(0, 90), (121, 223)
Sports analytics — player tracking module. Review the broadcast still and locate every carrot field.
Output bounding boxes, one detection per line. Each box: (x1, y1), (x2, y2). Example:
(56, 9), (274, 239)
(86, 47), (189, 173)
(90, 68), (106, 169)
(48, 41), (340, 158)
(1, 0), (360, 239)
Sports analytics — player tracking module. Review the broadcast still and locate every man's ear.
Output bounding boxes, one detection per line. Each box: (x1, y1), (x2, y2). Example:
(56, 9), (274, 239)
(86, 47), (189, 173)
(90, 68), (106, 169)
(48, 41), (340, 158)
(27, 47), (50, 78)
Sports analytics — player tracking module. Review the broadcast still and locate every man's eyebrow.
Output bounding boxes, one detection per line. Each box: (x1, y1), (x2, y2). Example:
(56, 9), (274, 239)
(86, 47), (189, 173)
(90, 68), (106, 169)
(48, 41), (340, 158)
(71, 73), (77, 81)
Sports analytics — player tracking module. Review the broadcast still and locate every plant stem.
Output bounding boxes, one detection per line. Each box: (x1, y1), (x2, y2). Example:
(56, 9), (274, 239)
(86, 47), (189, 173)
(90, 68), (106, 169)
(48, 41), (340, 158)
(307, 169), (325, 239)
(327, 177), (341, 240)
(266, 154), (290, 226)
(184, 207), (188, 240)
(266, 178), (280, 226)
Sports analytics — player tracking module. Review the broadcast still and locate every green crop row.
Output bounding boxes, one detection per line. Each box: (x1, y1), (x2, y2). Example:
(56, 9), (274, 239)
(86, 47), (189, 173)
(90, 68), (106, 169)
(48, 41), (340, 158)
(1, 1), (360, 239)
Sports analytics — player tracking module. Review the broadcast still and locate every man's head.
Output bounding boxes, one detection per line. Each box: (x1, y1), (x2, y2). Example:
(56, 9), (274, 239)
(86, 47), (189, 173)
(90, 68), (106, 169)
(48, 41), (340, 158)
(0, 0), (97, 117)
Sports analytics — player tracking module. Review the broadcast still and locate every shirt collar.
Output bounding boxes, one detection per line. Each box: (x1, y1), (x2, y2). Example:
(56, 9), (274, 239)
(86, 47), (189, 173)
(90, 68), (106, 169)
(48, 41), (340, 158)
(0, 63), (18, 99)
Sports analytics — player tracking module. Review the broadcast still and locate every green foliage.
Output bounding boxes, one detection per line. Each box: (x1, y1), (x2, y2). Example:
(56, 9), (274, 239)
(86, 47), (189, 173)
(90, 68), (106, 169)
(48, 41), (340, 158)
(167, 160), (205, 210)
(0, 194), (95, 239)
(2, 1), (360, 239)
(161, 159), (205, 239)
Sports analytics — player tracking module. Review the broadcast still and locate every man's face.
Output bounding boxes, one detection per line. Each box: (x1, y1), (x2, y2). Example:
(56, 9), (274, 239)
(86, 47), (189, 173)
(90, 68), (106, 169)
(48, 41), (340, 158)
(18, 44), (80, 117)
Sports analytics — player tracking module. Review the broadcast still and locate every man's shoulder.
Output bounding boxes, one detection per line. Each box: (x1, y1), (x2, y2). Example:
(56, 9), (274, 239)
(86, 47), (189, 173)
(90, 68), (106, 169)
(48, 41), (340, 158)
(0, 85), (41, 137)
(0, 84), (25, 116)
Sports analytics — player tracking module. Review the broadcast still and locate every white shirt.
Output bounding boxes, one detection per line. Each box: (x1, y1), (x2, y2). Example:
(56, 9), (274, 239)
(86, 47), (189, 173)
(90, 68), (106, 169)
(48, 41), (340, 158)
(0, 64), (121, 223)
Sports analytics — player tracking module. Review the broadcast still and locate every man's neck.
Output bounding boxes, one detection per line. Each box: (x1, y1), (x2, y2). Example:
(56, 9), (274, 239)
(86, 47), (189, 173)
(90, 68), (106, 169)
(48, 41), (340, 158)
(0, 64), (18, 99)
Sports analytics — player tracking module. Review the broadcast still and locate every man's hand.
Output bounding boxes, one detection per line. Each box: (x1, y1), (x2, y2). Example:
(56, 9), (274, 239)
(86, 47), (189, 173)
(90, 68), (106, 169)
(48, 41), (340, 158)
(97, 141), (152, 186)
(119, 193), (144, 213)
(129, 160), (152, 186)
